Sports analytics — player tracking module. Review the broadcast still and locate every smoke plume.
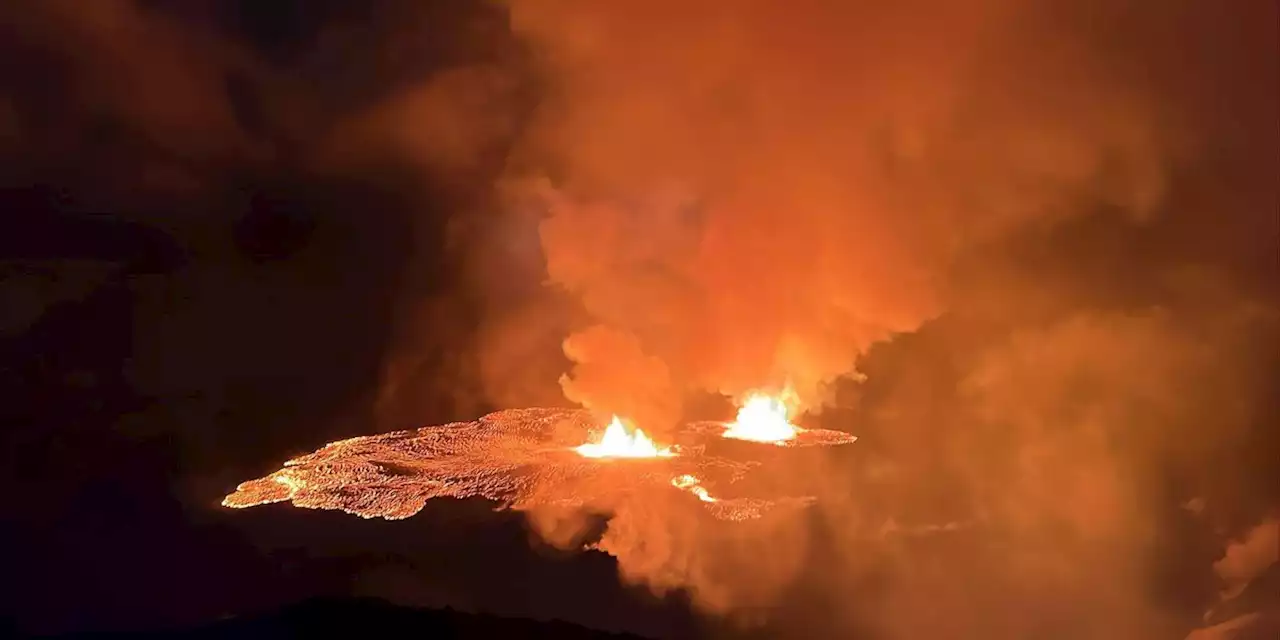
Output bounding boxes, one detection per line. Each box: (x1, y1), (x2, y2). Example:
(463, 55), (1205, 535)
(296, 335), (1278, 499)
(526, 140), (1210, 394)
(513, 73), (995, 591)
(499, 0), (1187, 427)
(482, 0), (1279, 636)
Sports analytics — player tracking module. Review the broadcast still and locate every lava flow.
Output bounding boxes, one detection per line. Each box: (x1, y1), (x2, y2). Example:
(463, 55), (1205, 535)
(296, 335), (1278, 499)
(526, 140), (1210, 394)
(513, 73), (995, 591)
(671, 474), (717, 502)
(221, 407), (781, 522)
(221, 396), (860, 527)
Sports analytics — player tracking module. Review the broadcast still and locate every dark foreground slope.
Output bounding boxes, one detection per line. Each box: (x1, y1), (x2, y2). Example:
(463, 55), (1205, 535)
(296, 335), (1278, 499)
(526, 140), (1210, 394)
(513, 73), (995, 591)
(48, 597), (654, 640)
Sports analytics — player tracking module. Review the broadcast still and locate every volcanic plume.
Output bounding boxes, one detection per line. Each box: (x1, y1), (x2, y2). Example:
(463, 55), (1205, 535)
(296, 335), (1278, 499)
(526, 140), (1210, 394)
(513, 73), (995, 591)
(454, 2), (1278, 635)
(496, 0), (1175, 434)
(220, 0), (1276, 636)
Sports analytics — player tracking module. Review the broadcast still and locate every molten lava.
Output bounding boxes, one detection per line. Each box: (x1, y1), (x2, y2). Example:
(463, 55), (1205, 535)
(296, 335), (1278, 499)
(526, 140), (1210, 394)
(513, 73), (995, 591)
(575, 415), (675, 458)
(671, 474), (717, 502)
(272, 472), (304, 495)
(219, 406), (845, 524)
(723, 393), (800, 444)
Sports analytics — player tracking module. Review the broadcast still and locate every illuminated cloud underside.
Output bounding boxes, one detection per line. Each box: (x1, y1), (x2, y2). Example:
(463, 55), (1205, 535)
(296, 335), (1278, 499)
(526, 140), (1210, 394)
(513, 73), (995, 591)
(223, 407), (850, 522)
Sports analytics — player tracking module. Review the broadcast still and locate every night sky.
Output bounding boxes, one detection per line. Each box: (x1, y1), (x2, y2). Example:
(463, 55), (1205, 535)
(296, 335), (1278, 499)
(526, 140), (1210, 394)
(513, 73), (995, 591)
(0, 2), (1276, 639)
(0, 2), (677, 635)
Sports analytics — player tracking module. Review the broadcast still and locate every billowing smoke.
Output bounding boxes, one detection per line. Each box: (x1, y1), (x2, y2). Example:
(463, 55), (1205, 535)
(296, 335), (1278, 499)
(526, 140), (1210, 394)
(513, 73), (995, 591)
(535, 298), (1278, 637)
(479, 0), (1279, 636)
(498, 0), (1181, 427)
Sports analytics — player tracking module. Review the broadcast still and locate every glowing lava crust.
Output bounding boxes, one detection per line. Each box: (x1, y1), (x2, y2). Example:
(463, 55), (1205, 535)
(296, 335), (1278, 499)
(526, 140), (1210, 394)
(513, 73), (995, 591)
(222, 398), (857, 524)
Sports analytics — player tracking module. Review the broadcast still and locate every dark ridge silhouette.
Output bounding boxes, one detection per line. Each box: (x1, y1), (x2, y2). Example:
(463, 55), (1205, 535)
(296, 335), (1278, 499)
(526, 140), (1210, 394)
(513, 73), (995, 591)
(0, 187), (187, 272)
(46, 597), (657, 640)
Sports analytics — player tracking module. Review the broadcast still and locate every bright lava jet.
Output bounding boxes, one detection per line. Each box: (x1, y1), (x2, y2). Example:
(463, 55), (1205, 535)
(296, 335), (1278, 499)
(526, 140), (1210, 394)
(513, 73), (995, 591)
(722, 393), (800, 443)
(575, 416), (675, 458)
(714, 392), (860, 447)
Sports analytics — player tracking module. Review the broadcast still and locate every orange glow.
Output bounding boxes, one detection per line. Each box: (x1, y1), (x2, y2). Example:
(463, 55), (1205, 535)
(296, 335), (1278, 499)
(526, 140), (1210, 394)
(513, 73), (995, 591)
(272, 472), (304, 494)
(671, 474), (717, 502)
(575, 415), (675, 458)
(723, 393), (801, 444)
(220, 470), (305, 509)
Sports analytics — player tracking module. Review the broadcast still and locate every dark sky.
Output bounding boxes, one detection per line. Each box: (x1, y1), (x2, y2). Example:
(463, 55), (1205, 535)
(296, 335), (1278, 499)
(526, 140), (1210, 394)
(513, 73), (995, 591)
(0, 1), (693, 636)
(0, 1), (1276, 639)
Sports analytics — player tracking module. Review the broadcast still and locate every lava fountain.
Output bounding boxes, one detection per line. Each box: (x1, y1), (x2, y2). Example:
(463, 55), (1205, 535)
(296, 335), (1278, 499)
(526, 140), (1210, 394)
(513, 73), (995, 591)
(575, 416), (675, 458)
(713, 391), (860, 447)
(723, 393), (800, 444)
